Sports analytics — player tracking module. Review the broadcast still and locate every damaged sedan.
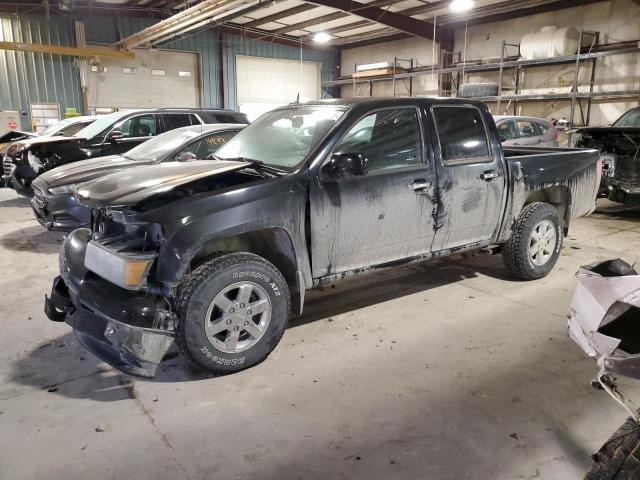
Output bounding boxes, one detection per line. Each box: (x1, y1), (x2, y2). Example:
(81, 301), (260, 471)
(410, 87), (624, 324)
(30, 123), (244, 231)
(45, 98), (602, 377)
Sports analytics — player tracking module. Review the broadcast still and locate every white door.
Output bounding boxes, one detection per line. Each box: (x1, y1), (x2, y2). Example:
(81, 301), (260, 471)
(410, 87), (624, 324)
(235, 55), (321, 121)
(87, 47), (200, 111)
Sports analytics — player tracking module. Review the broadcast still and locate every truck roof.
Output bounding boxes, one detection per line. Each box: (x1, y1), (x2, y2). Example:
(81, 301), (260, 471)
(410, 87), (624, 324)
(287, 97), (489, 109)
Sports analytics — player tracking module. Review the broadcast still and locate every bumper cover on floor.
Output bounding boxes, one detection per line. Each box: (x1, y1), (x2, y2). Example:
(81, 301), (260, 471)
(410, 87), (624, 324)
(44, 229), (176, 378)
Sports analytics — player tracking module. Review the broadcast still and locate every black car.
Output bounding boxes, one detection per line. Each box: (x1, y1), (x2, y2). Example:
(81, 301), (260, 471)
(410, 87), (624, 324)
(31, 123), (245, 231)
(45, 98), (601, 378)
(574, 106), (640, 203)
(3, 108), (248, 196)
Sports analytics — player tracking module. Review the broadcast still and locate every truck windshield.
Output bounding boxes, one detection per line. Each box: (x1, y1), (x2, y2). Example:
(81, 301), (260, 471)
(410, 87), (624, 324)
(215, 106), (345, 169)
(613, 109), (640, 128)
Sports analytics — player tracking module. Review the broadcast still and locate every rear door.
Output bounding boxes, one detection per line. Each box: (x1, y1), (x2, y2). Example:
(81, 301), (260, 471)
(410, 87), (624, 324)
(430, 105), (507, 250)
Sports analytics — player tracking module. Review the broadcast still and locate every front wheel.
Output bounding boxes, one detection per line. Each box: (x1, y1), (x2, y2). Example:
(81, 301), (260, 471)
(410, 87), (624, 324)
(503, 202), (563, 280)
(175, 253), (290, 374)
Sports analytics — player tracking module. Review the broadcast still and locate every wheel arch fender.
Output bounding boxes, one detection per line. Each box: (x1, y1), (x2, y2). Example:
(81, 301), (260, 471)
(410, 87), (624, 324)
(167, 227), (306, 315)
(523, 185), (572, 235)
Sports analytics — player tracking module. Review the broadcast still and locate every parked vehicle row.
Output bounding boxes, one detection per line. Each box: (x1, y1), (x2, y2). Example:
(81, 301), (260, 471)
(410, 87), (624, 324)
(2, 108), (248, 196)
(34, 98), (601, 378)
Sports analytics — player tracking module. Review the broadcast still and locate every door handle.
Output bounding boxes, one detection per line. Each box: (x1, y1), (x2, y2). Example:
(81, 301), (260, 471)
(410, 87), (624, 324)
(480, 170), (500, 181)
(409, 179), (431, 193)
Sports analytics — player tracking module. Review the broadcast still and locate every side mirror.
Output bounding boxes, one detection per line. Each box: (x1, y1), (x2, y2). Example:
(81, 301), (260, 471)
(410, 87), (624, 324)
(326, 152), (368, 179)
(499, 135), (507, 143)
(108, 129), (123, 142)
(176, 151), (197, 162)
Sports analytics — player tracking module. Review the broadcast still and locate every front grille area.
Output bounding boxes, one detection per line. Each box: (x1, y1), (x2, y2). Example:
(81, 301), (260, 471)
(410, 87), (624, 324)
(32, 184), (47, 210)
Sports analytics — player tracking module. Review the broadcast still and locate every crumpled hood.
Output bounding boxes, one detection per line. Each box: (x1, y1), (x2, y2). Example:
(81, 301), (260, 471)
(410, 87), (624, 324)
(7, 134), (82, 153)
(39, 155), (152, 187)
(75, 160), (251, 208)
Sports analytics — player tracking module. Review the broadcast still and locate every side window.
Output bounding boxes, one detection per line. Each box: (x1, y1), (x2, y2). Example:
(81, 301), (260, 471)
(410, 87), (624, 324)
(163, 113), (192, 131)
(497, 120), (517, 141)
(516, 120), (536, 138)
(172, 130), (238, 161)
(432, 106), (490, 165)
(189, 114), (201, 125)
(120, 115), (157, 138)
(333, 108), (422, 172)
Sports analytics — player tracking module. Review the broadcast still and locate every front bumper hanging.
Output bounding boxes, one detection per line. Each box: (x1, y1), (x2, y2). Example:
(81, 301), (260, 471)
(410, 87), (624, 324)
(44, 229), (176, 378)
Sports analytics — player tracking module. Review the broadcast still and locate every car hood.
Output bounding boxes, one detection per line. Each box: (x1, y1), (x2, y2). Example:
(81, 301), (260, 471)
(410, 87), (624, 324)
(75, 160), (252, 208)
(40, 155), (153, 187)
(7, 134), (82, 153)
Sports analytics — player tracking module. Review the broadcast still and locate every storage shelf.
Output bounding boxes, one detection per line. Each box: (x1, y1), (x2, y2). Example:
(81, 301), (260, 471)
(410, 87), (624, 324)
(322, 46), (640, 87)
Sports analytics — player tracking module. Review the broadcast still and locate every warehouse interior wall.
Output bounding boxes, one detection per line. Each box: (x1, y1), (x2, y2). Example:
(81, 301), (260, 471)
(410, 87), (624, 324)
(454, 0), (640, 125)
(0, 13), (337, 129)
(339, 37), (440, 99)
(0, 14), (82, 130)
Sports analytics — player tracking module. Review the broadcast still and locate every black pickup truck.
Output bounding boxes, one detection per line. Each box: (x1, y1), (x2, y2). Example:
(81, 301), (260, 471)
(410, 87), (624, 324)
(45, 98), (601, 377)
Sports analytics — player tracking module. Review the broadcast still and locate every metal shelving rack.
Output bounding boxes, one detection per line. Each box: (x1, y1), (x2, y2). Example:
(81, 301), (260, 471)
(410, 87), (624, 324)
(323, 31), (640, 127)
(351, 57), (414, 98)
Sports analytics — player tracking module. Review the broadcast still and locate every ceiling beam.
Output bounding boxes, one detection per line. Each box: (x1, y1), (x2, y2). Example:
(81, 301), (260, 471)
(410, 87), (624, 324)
(271, 0), (396, 35)
(300, 0), (436, 39)
(0, 41), (135, 59)
(298, 0), (448, 40)
(218, 24), (333, 50)
(243, 4), (317, 28)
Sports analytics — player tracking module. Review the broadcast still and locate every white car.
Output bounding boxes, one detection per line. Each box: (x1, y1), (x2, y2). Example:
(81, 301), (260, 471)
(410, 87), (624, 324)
(494, 115), (559, 147)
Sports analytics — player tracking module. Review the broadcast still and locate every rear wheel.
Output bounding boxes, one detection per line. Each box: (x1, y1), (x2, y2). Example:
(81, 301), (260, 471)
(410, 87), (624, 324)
(175, 253), (290, 374)
(503, 202), (563, 280)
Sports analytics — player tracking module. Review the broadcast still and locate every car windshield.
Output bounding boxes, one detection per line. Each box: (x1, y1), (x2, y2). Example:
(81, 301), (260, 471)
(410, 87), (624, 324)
(73, 111), (135, 139)
(38, 119), (75, 137)
(124, 126), (206, 161)
(613, 109), (640, 128)
(214, 106), (345, 169)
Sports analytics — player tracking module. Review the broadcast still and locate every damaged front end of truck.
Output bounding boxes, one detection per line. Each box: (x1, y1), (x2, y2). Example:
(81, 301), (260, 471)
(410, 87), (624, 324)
(568, 258), (640, 421)
(44, 160), (261, 377)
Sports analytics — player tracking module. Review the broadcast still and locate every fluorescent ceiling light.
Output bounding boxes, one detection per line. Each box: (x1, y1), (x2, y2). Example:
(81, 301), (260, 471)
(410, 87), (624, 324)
(450, 0), (474, 12)
(313, 32), (331, 43)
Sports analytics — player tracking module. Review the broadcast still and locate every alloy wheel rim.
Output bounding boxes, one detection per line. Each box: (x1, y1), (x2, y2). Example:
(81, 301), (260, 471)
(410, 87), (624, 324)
(204, 281), (272, 354)
(529, 219), (556, 267)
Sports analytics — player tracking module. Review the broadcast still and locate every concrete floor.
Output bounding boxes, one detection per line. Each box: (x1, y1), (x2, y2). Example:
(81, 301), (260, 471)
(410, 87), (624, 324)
(1, 188), (640, 480)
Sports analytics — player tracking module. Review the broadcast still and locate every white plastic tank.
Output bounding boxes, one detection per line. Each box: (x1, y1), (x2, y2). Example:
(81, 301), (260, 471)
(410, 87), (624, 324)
(520, 26), (580, 60)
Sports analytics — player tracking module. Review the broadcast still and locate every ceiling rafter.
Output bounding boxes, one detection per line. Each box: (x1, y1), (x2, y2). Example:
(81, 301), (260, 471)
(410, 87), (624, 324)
(270, 0), (397, 35)
(243, 3), (318, 28)
(273, 0), (438, 39)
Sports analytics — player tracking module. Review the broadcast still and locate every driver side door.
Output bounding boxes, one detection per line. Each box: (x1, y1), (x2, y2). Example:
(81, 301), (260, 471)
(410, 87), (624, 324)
(309, 107), (437, 278)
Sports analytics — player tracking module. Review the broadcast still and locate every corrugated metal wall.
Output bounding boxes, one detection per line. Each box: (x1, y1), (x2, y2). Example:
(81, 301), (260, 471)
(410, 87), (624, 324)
(223, 33), (337, 109)
(0, 14), (82, 130)
(0, 13), (338, 128)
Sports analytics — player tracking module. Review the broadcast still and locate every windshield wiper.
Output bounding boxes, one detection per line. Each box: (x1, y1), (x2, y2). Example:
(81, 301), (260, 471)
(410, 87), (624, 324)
(215, 156), (287, 174)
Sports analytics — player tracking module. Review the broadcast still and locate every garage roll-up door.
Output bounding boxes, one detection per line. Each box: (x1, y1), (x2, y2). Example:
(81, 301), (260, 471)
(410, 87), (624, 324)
(236, 55), (321, 121)
(87, 48), (200, 111)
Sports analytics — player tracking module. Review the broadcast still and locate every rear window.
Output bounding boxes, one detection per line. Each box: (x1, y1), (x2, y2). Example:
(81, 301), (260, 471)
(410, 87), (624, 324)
(432, 106), (490, 165)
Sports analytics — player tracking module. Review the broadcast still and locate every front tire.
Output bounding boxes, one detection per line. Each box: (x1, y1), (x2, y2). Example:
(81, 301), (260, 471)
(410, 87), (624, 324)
(175, 253), (290, 374)
(503, 202), (563, 280)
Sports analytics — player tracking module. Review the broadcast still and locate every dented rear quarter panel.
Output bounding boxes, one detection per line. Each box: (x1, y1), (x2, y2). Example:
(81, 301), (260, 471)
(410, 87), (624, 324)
(497, 146), (600, 243)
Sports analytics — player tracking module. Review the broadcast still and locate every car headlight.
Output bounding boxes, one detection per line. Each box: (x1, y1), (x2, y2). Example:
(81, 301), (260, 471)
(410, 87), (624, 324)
(84, 240), (156, 290)
(48, 184), (76, 195)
